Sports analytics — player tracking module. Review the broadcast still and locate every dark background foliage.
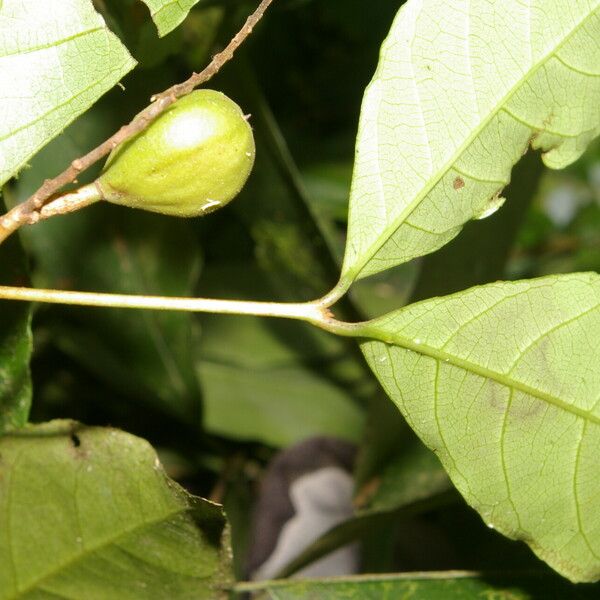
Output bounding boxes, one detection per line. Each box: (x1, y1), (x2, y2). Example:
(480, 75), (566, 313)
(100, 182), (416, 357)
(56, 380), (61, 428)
(6, 0), (600, 591)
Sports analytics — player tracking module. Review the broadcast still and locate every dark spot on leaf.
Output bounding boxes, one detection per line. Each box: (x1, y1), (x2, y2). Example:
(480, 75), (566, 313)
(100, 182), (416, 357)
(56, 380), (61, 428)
(453, 177), (465, 190)
(70, 433), (81, 448)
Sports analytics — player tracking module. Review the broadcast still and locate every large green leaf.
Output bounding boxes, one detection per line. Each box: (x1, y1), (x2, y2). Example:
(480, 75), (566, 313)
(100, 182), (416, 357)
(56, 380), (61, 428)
(342, 0), (600, 284)
(237, 572), (600, 599)
(360, 273), (600, 582)
(0, 0), (136, 186)
(141, 0), (202, 37)
(0, 420), (231, 599)
(0, 217), (31, 432)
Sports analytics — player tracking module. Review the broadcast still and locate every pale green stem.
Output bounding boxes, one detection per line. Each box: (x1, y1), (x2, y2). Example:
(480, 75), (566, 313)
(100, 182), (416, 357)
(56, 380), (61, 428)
(234, 571), (486, 594)
(0, 284), (368, 338)
(315, 274), (354, 308)
(0, 284), (352, 328)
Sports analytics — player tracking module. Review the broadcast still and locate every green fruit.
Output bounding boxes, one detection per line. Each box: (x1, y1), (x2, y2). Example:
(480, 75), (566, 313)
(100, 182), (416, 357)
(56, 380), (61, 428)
(96, 90), (255, 217)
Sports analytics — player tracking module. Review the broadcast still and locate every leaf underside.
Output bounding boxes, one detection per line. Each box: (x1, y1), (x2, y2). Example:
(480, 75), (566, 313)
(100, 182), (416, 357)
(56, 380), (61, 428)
(141, 0), (202, 37)
(0, 0), (136, 187)
(361, 273), (600, 583)
(343, 0), (600, 283)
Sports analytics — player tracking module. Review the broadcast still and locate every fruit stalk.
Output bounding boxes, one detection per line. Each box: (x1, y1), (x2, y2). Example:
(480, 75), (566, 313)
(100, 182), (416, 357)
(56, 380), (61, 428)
(0, 183), (102, 245)
(3, 0), (274, 240)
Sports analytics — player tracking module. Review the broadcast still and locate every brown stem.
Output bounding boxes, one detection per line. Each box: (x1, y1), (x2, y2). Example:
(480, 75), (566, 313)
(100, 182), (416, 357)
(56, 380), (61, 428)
(0, 183), (104, 245)
(0, 0), (275, 245)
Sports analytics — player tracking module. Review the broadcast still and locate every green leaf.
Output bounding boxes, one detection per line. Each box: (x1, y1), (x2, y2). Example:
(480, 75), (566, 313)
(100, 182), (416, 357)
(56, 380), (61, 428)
(342, 0), (600, 284)
(237, 571), (600, 599)
(360, 273), (600, 582)
(141, 0), (202, 37)
(0, 0), (136, 186)
(0, 217), (32, 432)
(0, 420), (231, 599)
(360, 440), (451, 515)
(199, 360), (365, 448)
(196, 264), (365, 447)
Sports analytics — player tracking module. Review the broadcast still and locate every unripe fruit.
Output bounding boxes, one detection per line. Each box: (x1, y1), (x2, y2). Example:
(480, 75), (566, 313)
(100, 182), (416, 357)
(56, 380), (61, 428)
(96, 90), (255, 217)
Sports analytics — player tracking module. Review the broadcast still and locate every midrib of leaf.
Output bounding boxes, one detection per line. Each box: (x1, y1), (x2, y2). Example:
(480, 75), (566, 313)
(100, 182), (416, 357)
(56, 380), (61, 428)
(0, 26), (102, 58)
(358, 324), (600, 427)
(343, 4), (600, 285)
(12, 505), (191, 598)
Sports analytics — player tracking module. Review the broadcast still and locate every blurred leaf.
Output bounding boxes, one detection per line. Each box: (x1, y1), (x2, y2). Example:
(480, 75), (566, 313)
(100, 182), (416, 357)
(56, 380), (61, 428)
(271, 489), (454, 580)
(342, 0), (600, 284)
(196, 264), (365, 447)
(0, 217), (32, 432)
(0, 0), (135, 186)
(237, 571), (600, 599)
(360, 441), (450, 515)
(199, 360), (364, 448)
(362, 273), (600, 583)
(221, 461), (255, 580)
(226, 65), (343, 303)
(0, 420), (231, 599)
(301, 161), (353, 223)
(31, 206), (203, 421)
(180, 7), (225, 71)
(141, 0), (203, 37)
(134, 21), (184, 69)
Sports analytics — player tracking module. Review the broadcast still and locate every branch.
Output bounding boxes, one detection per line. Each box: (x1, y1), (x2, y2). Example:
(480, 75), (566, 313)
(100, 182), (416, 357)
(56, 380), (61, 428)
(0, 0), (275, 244)
(0, 285), (354, 335)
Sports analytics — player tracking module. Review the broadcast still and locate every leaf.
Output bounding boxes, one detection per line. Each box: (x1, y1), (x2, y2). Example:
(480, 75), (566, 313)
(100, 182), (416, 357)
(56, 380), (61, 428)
(360, 273), (600, 582)
(0, 420), (231, 599)
(199, 361), (365, 448)
(196, 264), (366, 447)
(237, 571), (600, 599)
(0, 215), (31, 432)
(0, 0), (136, 186)
(342, 0), (600, 284)
(141, 0), (202, 37)
(360, 440), (451, 515)
(353, 153), (542, 519)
